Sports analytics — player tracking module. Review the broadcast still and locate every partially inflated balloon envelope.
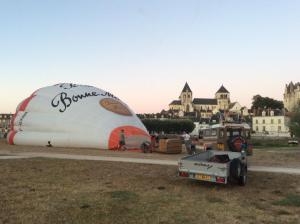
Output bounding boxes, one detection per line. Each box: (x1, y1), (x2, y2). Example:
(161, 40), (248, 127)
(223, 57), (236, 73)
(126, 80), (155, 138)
(7, 83), (150, 149)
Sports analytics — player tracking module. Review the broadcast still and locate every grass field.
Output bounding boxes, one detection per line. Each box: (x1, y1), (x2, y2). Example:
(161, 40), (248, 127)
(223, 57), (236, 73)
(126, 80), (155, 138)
(1, 158), (300, 224)
(248, 148), (300, 168)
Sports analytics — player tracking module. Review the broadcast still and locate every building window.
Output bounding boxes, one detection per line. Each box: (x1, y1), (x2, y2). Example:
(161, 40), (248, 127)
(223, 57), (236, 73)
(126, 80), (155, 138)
(256, 126), (258, 131)
(263, 120), (265, 124)
(204, 130), (211, 136)
(211, 129), (217, 136)
(278, 119), (281, 124)
(278, 126), (281, 131)
(219, 130), (224, 138)
(271, 119), (274, 124)
(256, 119), (258, 124)
(186, 105), (190, 112)
(263, 126), (266, 132)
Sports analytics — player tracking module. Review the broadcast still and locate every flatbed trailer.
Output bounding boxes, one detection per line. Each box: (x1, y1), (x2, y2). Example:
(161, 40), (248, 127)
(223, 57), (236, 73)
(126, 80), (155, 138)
(178, 150), (248, 185)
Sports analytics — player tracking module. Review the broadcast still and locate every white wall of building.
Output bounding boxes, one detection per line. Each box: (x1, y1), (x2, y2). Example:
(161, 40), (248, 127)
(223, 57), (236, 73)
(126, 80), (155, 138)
(252, 116), (289, 134)
(229, 102), (242, 113)
(241, 107), (249, 116)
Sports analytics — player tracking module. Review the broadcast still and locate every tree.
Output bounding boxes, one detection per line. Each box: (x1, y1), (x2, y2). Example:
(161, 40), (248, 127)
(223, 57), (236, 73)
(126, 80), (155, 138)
(142, 119), (195, 134)
(289, 108), (300, 138)
(251, 95), (284, 110)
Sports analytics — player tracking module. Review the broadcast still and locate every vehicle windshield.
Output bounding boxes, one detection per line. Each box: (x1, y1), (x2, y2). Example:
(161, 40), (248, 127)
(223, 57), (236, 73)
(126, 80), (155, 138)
(226, 128), (243, 138)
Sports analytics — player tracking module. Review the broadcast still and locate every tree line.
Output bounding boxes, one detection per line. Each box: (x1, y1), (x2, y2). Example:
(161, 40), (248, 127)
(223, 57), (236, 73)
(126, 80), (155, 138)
(142, 119), (195, 134)
(251, 95), (284, 110)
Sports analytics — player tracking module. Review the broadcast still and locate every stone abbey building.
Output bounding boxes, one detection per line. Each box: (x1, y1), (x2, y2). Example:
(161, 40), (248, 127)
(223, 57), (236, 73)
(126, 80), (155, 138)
(169, 83), (231, 118)
(284, 82), (300, 112)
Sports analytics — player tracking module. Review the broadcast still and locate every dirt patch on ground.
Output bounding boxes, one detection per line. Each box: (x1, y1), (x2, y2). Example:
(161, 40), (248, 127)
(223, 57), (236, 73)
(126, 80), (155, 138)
(0, 158), (300, 224)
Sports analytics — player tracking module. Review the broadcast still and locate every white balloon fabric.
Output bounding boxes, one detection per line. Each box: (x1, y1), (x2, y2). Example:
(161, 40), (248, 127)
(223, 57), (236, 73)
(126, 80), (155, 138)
(7, 83), (150, 149)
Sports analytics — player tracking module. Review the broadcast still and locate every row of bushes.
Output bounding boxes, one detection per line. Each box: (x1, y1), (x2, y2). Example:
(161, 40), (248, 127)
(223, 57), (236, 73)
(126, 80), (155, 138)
(141, 119), (195, 134)
(251, 138), (292, 148)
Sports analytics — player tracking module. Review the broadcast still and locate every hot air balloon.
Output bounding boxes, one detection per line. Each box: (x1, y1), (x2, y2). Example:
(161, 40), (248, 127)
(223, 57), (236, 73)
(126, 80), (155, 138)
(7, 83), (150, 150)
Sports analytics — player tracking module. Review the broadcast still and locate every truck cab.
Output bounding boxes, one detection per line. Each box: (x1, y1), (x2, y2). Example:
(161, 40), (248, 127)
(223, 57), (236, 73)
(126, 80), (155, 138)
(200, 123), (253, 155)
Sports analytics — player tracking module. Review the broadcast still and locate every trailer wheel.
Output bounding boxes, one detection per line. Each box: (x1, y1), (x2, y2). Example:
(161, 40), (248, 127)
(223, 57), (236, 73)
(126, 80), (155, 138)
(238, 166), (247, 186)
(230, 159), (241, 179)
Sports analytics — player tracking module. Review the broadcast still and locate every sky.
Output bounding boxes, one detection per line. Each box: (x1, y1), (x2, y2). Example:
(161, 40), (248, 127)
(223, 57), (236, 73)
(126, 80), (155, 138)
(0, 0), (300, 114)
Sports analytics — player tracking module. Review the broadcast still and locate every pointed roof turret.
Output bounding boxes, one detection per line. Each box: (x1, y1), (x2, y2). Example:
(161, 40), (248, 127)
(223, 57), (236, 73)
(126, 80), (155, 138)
(182, 82), (192, 93)
(216, 85), (229, 93)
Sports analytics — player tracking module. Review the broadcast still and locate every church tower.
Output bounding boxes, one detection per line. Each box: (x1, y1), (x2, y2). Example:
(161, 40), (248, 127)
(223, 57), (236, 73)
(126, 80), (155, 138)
(180, 82), (193, 112)
(215, 85), (230, 110)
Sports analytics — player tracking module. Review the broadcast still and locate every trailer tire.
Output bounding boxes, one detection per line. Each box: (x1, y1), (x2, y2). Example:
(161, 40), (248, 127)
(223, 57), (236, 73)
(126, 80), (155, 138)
(230, 159), (242, 179)
(238, 166), (247, 186)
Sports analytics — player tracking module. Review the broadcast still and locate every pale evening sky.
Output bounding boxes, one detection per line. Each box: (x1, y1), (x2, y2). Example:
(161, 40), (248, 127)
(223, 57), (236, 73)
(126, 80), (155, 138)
(0, 0), (299, 114)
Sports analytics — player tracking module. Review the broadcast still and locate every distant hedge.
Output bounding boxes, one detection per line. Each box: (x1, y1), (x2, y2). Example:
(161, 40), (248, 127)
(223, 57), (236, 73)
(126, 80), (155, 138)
(141, 119), (195, 134)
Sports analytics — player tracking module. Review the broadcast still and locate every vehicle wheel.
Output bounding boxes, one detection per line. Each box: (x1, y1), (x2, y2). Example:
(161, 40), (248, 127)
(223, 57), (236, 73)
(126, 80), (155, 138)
(238, 166), (247, 186)
(230, 159), (242, 179)
(228, 136), (246, 152)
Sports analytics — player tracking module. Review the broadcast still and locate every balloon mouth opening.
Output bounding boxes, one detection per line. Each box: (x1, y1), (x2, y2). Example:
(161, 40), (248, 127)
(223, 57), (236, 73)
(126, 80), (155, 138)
(108, 126), (150, 150)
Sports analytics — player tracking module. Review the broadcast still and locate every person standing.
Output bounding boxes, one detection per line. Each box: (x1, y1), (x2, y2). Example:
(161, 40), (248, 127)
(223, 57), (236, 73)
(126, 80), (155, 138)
(4, 128), (8, 139)
(182, 131), (191, 154)
(190, 137), (198, 155)
(119, 129), (127, 150)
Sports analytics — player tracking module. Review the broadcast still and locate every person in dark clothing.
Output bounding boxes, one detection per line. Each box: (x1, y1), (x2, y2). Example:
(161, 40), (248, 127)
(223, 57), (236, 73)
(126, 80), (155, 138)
(190, 138), (198, 155)
(119, 129), (126, 150)
(46, 141), (52, 147)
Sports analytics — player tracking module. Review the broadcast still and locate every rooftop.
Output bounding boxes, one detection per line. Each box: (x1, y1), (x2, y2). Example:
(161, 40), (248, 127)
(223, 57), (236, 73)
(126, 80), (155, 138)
(216, 85), (229, 94)
(181, 82), (192, 93)
(193, 98), (217, 105)
(169, 100), (181, 105)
